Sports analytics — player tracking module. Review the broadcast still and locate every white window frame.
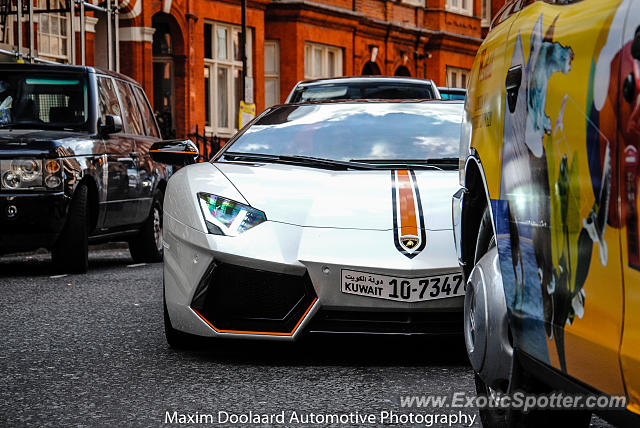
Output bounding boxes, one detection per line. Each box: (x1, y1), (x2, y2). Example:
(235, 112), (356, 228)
(446, 0), (474, 16)
(37, 0), (72, 62)
(204, 21), (253, 136)
(446, 66), (470, 89)
(482, 0), (492, 26)
(264, 40), (280, 108)
(304, 42), (343, 80)
(0, 12), (14, 50)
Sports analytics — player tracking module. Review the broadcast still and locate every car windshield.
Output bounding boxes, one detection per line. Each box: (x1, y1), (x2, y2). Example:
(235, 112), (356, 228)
(440, 91), (466, 101)
(0, 72), (89, 131)
(290, 82), (436, 102)
(222, 102), (463, 165)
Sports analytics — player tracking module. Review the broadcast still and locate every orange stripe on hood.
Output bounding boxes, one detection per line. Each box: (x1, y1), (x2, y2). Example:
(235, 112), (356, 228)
(397, 170), (418, 237)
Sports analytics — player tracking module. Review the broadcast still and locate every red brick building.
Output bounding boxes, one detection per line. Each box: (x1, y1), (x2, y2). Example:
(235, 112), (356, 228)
(0, 0), (505, 139)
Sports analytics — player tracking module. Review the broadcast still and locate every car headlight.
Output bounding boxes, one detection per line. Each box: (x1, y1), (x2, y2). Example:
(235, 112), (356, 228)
(198, 192), (266, 236)
(0, 158), (63, 190)
(12, 159), (41, 182)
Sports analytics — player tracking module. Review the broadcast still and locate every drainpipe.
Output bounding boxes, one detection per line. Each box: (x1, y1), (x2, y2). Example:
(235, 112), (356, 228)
(114, 0), (119, 72)
(81, 0), (85, 65)
(28, 0), (33, 62)
(16, 0), (22, 61)
(107, 0), (112, 69)
(241, 0), (247, 102)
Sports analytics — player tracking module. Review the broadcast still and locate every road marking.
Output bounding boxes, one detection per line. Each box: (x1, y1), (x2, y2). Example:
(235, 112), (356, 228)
(49, 274), (68, 279)
(127, 263), (147, 268)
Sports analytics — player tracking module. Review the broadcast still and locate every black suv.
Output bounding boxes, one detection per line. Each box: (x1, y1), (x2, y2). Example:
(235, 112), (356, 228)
(0, 63), (174, 273)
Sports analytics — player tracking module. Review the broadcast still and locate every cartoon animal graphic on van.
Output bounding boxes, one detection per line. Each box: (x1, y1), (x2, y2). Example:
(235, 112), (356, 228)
(525, 16), (574, 157)
(589, 9), (640, 271)
(499, 14), (612, 372)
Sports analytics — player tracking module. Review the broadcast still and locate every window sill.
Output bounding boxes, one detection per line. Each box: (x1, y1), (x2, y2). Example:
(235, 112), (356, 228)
(400, 0), (426, 8)
(205, 126), (237, 138)
(445, 8), (474, 18)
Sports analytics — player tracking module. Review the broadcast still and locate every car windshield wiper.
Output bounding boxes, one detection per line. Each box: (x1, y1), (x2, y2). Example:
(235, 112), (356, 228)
(349, 159), (446, 171)
(349, 158), (460, 170)
(222, 152), (378, 170)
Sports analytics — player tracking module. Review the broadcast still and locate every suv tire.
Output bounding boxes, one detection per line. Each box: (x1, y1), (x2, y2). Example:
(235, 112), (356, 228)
(129, 191), (164, 263)
(52, 183), (89, 274)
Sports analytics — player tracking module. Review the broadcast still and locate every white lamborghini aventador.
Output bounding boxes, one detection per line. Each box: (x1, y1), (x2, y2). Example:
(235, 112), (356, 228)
(151, 100), (465, 347)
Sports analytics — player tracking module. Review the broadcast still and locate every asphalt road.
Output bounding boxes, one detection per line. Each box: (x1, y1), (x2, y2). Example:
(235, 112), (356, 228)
(0, 246), (615, 427)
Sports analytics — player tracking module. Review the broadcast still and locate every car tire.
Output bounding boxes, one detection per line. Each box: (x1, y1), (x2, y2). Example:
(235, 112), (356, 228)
(129, 191), (164, 263)
(163, 289), (202, 350)
(52, 184), (89, 274)
(471, 207), (591, 428)
(471, 207), (509, 427)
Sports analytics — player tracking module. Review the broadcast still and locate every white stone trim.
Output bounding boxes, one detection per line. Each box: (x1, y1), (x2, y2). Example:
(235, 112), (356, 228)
(163, 0), (172, 14)
(401, 0), (425, 7)
(73, 16), (99, 33)
(119, 0), (142, 20)
(119, 26), (155, 43)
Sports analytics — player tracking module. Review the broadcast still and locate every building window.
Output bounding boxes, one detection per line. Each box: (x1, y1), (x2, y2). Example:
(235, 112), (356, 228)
(304, 42), (343, 80)
(1, 10), (14, 47)
(264, 40), (280, 108)
(446, 66), (470, 89)
(482, 0), (492, 26)
(204, 22), (253, 135)
(38, 0), (70, 61)
(446, 0), (473, 16)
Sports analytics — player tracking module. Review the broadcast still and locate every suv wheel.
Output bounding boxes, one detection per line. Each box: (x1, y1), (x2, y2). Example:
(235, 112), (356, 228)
(129, 191), (164, 263)
(52, 183), (89, 274)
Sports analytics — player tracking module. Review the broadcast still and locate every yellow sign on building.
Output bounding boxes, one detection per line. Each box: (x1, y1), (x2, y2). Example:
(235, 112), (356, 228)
(238, 101), (256, 129)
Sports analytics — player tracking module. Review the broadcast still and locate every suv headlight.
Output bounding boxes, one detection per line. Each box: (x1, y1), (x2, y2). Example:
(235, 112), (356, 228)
(0, 158), (63, 190)
(198, 192), (266, 236)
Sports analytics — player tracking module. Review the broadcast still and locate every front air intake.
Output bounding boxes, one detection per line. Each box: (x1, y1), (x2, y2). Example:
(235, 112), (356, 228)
(191, 262), (317, 335)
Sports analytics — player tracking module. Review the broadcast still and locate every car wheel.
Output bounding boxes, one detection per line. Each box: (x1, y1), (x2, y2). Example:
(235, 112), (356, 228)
(468, 207), (591, 428)
(163, 289), (202, 350)
(129, 191), (164, 263)
(468, 206), (509, 427)
(52, 183), (89, 274)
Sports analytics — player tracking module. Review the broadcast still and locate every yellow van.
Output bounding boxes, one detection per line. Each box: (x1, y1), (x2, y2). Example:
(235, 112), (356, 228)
(454, 0), (640, 426)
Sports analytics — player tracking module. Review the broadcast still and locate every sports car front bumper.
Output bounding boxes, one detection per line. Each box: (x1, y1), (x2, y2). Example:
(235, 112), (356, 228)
(163, 213), (463, 341)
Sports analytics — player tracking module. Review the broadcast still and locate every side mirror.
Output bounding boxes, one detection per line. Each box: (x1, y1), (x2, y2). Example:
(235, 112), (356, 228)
(100, 114), (123, 136)
(632, 27), (640, 61)
(149, 139), (199, 166)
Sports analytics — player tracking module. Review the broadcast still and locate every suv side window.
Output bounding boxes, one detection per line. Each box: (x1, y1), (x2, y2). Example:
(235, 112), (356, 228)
(97, 76), (121, 127)
(132, 86), (160, 138)
(115, 80), (145, 136)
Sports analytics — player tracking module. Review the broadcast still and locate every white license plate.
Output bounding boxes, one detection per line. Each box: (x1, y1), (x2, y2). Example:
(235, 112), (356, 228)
(341, 269), (465, 302)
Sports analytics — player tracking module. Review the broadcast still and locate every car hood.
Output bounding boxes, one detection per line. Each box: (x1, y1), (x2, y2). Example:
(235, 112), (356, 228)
(0, 129), (97, 158)
(213, 162), (458, 230)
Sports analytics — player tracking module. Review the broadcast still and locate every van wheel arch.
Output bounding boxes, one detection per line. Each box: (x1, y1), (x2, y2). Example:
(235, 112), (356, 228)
(460, 157), (492, 280)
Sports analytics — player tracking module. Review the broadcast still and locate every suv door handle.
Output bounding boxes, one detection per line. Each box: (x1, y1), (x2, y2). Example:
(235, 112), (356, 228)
(506, 65), (523, 113)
